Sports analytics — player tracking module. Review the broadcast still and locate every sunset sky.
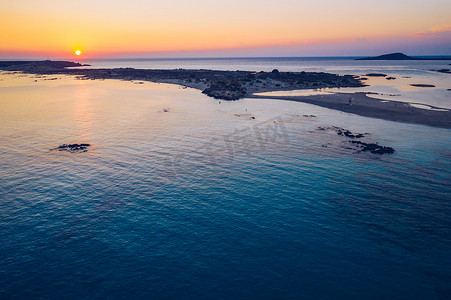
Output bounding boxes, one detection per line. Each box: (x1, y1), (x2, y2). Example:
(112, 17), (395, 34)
(1, 0), (450, 59)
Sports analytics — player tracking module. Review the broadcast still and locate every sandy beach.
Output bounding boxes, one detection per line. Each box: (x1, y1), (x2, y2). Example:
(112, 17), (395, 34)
(250, 92), (451, 129)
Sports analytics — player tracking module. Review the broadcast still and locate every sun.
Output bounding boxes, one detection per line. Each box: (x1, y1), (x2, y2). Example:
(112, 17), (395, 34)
(75, 50), (82, 56)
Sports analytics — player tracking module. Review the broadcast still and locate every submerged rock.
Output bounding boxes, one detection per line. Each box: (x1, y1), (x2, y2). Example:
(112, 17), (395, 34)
(365, 73), (387, 77)
(350, 141), (395, 154)
(336, 128), (365, 138)
(410, 84), (436, 88)
(316, 126), (395, 154)
(317, 126), (366, 138)
(51, 143), (91, 153)
(434, 69), (451, 74)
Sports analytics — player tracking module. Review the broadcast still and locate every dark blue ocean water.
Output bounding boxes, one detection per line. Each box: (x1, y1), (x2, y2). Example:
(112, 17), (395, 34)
(0, 66), (450, 299)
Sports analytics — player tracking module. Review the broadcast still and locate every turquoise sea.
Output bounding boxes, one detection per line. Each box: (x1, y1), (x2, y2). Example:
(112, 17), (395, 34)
(1, 58), (450, 299)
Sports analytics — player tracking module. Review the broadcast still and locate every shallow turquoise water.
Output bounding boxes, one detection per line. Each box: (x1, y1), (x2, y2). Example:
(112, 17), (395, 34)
(0, 71), (450, 299)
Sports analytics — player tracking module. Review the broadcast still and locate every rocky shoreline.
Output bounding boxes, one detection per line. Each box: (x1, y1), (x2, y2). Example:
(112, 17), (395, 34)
(0, 60), (365, 101)
(2, 60), (450, 129)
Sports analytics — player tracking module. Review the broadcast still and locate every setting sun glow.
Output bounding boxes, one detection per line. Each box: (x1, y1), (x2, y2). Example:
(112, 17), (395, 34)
(0, 0), (450, 58)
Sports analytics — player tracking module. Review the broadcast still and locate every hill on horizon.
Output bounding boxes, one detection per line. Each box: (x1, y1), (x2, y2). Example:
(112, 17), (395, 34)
(357, 53), (415, 60)
(357, 53), (451, 60)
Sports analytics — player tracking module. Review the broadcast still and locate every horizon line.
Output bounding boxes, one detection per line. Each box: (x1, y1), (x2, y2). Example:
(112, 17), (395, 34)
(1, 54), (451, 61)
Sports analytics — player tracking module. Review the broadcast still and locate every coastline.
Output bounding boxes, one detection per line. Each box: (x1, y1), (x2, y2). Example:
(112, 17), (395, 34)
(250, 93), (451, 129)
(1, 60), (450, 129)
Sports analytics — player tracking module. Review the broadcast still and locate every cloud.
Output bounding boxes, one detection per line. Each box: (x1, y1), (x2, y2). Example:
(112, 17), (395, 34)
(411, 24), (451, 37)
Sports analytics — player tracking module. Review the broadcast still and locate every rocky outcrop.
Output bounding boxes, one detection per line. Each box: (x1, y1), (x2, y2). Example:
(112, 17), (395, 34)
(350, 141), (395, 154)
(434, 69), (451, 74)
(316, 126), (394, 154)
(365, 73), (387, 77)
(410, 84), (436, 88)
(202, 81), (247, 100)
(317, 126), (366, 138)
(51, 143), (91, 153)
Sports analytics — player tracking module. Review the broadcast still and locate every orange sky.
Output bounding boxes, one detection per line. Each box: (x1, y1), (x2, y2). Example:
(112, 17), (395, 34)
(1, 0), (450, 58)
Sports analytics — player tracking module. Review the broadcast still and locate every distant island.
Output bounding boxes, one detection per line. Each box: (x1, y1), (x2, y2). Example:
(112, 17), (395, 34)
(0, 60), (87, 68)
(357, 52), (451, 60)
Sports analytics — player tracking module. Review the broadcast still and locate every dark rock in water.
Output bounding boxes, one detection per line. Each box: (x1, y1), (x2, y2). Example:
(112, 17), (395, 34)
(366, 73), (387, 77)
(317, 126), (366, 138)
(318, 126), (366, 138)
(51, 143), (91, 152)
(434, 69), (451, 74)
(410, 84), (436, 88)
(386, 76), (396, 80)
(316, 126), (394, 154)
(350, 141), (395, 154)
(336, 128), (365, 138)
(271, 69), (280, 74)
